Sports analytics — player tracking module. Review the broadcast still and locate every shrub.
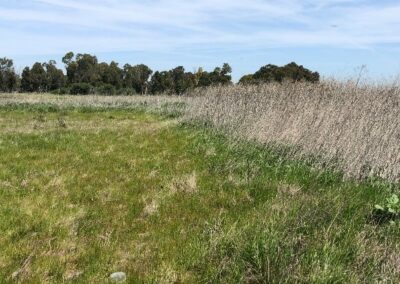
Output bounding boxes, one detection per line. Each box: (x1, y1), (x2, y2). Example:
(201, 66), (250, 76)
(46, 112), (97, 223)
(50, 87), (70, 95)
(59, 87), (71, 95)
(117, 87), (137, 96)
(69, 83), (92, 95)
(96, 84), (116, 96)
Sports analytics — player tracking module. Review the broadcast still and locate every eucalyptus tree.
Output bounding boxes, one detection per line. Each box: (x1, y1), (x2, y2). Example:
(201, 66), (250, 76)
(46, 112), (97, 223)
(123, 64), (153, 94)
(0, 57), (18, 92)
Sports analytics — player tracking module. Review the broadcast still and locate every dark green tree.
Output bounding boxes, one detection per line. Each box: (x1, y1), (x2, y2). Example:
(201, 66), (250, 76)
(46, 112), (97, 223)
(75, 53), (99, 84)
(171, 66), (196, 94)
(253, 64), (281, 82)
(238, 74), (255, 85)
(149, 71), (174, 94)
(241, 62), (320, 84)
(280, 62), (320, 82)
(62, 52), (78, 84)
(62, 52), (99, 84)
(43, 60), (66, 90)
(98, 61), (123, 88)
(198, 63), (233, 87)
(0, 58), (18, 92)
(30, 62), (47, 92)
(20, 67), (32, 92)
(123, 64), (153, 94)
(62, 52), (74, 65)
(149, 66), (196, 95)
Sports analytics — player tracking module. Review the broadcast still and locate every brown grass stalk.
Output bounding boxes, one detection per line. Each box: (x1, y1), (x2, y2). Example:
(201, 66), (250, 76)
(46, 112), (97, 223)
(185, 80), (400, 181)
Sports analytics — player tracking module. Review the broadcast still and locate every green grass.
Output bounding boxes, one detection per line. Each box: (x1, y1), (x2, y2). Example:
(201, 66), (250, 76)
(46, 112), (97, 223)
(0, 107), (399, 283)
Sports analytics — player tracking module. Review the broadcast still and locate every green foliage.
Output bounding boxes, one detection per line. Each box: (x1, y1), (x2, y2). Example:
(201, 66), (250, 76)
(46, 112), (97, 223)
(58, 86), (71, 95)
(21, 61), (65, 92)
(50, 87), (70, 95)
(149, 70), (175, 94)
(73, 53), (99, 84)
(95, 84), (116, 96)
(30, 63), (47, 92)
(20, 67), (32, 92)
(61, 52), (155, 94)
(98, 61), (123, 88)
(237, 74), (254, 85)
(149, 66), (197, 95)
(171, 66), (195, 94)
(44, 61), (66, 91)
(69, 83), (92, 95)
(5, 52), (324, 95)
(149, 64), (232, 94)
(0, 57), (18, 92)
(373, 194), (400, 224)
(239, 62), (320, 84)
(61, 51), (74, 65)
(197, 63), (233, 87)
(116, 87), (137, 96)
(123, 64), (153, 94)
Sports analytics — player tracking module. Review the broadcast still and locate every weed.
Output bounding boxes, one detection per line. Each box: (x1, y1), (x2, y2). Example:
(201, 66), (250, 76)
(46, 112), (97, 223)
(373, 194), (400, 224)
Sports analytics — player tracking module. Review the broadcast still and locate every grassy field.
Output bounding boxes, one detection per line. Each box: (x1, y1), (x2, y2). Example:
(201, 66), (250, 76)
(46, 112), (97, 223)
(0, 105), (400, 282)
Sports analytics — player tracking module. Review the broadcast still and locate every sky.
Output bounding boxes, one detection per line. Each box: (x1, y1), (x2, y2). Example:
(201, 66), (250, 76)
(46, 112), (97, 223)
(1, 0), (400, 81)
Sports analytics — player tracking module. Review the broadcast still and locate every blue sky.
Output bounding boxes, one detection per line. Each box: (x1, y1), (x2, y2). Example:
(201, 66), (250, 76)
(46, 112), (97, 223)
(1, 0), (400, 81)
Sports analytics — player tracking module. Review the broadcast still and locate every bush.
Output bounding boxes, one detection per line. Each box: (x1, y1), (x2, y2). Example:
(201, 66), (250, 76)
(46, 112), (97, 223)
(69, 83), (92, 95)
(117, 87), (137, 96)
(96, 84), (116, 96)
(59, 87), (71, 95)
(50, 87), (70, 95)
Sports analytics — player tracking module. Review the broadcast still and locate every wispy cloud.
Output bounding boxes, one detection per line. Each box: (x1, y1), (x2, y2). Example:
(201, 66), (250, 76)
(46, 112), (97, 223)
(1, 0), (399, 55)
(1, 0), (399, 77)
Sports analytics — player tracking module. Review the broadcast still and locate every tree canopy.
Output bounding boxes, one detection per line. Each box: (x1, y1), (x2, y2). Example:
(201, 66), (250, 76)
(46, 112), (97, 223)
(0, 58), (18, 92)
(239, 62), (319, 85)
(21, 61), (65, 92)
(0, 52), (321, 95)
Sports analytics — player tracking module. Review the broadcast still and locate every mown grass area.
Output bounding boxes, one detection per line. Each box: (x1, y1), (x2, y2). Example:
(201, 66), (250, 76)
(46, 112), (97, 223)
(0, 107), (399, 283)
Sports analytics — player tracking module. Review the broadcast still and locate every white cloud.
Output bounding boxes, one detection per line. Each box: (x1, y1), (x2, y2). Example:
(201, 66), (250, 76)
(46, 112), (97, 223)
(1, 0), (400, 56)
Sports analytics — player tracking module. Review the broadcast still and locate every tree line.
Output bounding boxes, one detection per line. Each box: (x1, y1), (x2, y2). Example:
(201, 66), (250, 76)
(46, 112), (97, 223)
(0, 53), (319, 95)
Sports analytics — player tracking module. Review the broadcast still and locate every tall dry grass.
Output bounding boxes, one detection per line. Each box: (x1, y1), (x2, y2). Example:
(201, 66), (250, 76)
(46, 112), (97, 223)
(185, 80), (400, 182)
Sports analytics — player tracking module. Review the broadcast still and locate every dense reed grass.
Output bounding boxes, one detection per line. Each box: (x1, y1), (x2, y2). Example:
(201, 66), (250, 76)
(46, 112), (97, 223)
(185, 80), (400, 182)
